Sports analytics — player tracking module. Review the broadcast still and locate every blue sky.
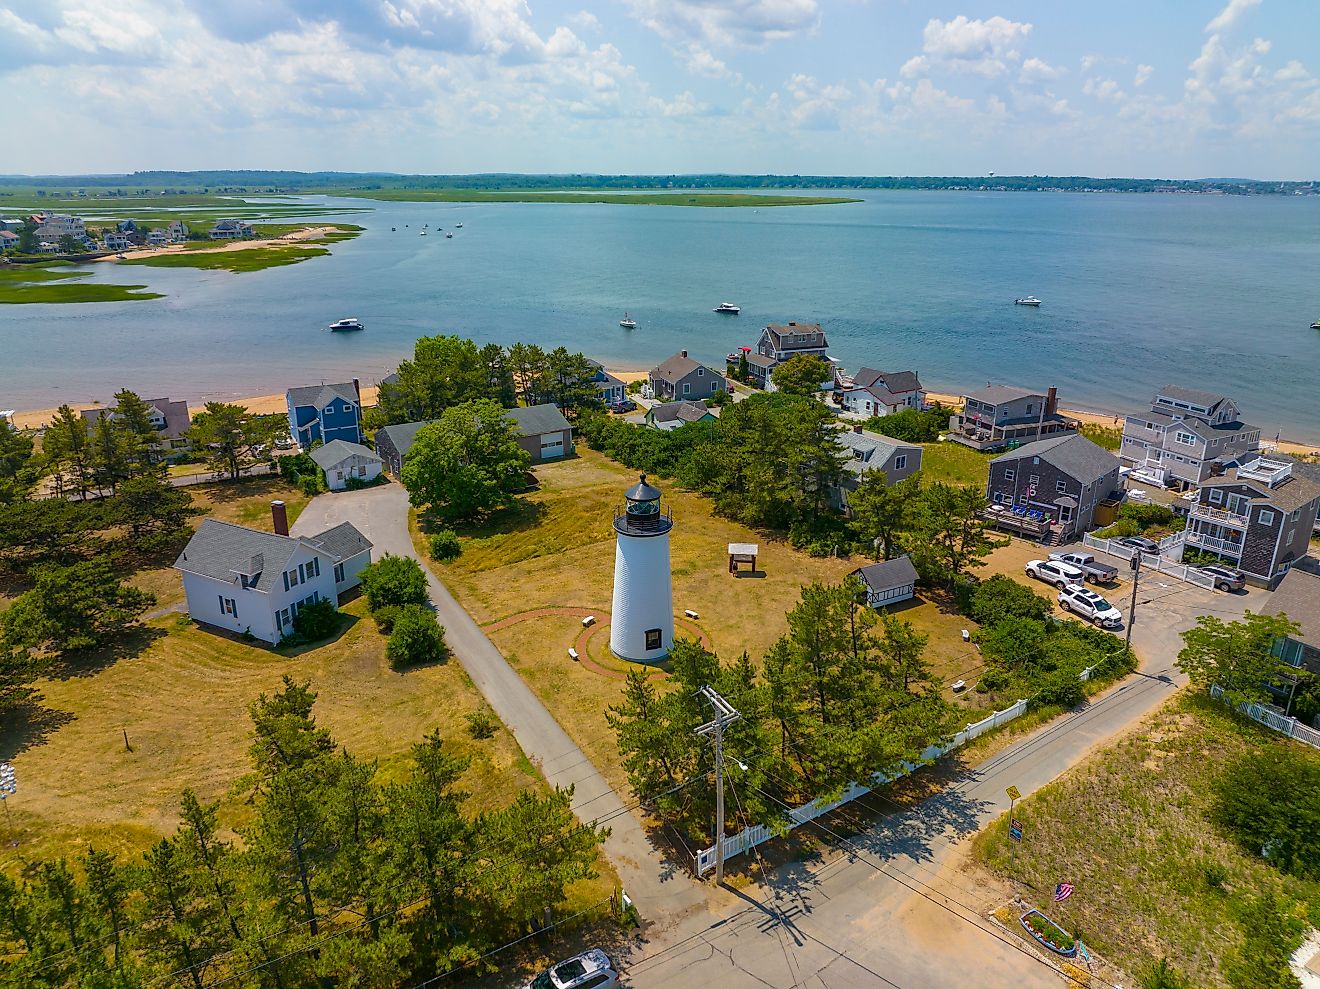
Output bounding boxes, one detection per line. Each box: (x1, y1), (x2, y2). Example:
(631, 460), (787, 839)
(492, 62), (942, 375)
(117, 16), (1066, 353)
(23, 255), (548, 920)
(1, 0), (1317, 178)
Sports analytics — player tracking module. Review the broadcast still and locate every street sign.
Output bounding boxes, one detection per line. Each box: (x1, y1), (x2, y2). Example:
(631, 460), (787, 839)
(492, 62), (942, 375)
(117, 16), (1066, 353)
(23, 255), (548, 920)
(1005, 785), (1021, 801)
(1009, 819), (1023, 842)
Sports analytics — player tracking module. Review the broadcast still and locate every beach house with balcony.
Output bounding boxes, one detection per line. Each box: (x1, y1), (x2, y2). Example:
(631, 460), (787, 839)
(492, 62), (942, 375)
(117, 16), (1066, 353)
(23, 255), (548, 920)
(1119, 385), (1260, 490)
(745, 321), (831, 387)
(285, 380), (364, 449)
(1183, 457), (1320, 588)
(947, 385), (1078, 452)
(209, 218), (255, 240)
(838, 368), (926, 418)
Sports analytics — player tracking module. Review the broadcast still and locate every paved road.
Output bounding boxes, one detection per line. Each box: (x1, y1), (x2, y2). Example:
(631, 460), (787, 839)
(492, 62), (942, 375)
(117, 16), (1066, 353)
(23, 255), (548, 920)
(292, 484), (706, 922)
(623, 569), (1264, 988)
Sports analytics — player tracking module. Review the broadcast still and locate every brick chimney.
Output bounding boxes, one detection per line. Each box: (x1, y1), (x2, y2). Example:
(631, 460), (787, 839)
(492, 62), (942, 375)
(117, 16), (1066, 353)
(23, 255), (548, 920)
(1045, 386), (1058, 417)
(352, 377), (361, 400)
(271, 500), (289, 536)
(853, 423), (863, 434)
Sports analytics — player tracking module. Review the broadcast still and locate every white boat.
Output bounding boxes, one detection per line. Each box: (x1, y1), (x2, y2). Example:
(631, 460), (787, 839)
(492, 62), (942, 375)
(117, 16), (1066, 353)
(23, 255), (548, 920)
(713, 302), (741, 314)
(619, 312), (637, 329)
(328, 318), (365, 332)
(445, 232), (453, 239)
(1015, 296), (1042, 306)
(419, 230), (427, 236)
(1312, 317), (1320, 329)
(456, 222), (463, 228)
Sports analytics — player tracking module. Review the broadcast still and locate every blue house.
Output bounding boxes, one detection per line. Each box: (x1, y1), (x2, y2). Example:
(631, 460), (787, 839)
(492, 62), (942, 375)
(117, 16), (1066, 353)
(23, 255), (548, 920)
(286, 380), (363, 449)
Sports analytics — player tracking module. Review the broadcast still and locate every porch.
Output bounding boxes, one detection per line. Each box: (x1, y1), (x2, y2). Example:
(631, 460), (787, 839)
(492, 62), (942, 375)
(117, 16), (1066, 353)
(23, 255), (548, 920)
(946, 413), (1079, 452)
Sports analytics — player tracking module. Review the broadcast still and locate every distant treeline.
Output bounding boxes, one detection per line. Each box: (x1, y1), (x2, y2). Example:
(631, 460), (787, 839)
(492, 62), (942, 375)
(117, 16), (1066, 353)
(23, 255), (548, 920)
(1, 170), (1317, 196)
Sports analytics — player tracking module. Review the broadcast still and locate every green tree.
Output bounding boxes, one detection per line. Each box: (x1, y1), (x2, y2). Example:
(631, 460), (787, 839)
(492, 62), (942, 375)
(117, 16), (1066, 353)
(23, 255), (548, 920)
(770, 354), (832, 396)
(138, 837), (227, 989)
(57, 234), (82, 255)
(90, 414), (135, 494)
(849, 470), (920, 560)
(386, 606), (447, 670)
(111, 389), (165, 472)
(377, 335), (489, 424)
(479, 342), (517, 408)
(877, 613), (936, 693)
(400, 399), (531, 520)
(17, 220), (38, 254)
(2, 556), (154, 653)
(187, 402), (276, 480)
(907, 482), (997, 587)
(863, 404), (949, 444)
(976, 616), (1049, 670)
(0, 419), (36, 505)
(43, 404), (93, 496)
(1177, 611), (1301, 708)
(507, 342), (549, 407)
(1212, 746), (1320, 880)
(736, 351), (749, 382)
(358, 554), (429, 611)
(536, 347), (603, 420)
(113, 475), (197, 549)
(1221, 889), (1305, 989)
(0, 496), (112, 569)
(968, 574), (1052, 626)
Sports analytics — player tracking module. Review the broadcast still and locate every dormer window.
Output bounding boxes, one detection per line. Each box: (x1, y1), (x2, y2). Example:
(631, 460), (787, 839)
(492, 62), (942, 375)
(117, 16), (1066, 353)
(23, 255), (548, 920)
(324, 405), (334, 416)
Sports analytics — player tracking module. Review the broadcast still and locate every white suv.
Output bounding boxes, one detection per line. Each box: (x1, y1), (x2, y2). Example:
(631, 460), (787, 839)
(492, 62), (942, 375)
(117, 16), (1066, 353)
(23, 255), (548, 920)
(1058, 585), (1123, 629)
(527, 949), (620, 989)
(1025, 559), (1085, 588)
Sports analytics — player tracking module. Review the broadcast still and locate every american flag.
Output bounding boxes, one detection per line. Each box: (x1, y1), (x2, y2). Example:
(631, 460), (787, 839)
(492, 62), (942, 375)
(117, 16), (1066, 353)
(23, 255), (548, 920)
(1053, 882), (1074, 902)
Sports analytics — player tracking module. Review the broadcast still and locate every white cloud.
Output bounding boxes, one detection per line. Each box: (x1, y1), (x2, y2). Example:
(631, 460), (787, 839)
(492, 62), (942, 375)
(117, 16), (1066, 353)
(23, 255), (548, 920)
(1133, 64), (1153, 87)
(570, 10), (602, 33)
(680, 43), (737, 80)
(1020, 57), (1062, 82)
(628, 0), (818, 49)
(1206, 0), (1262, 33)
(1083, 77), (1126, 103)
(648, 90), (708, 117)
(920, 15), (1032, 77)
(899, 55), (928, 78)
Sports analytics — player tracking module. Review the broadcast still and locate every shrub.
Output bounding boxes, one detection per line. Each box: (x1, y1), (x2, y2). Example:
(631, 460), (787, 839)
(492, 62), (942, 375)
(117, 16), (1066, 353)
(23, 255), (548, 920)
(278, 451), (318, 481)
(344, 473), (385, 491)
(1094, 518), (1140, 539)
(386, 605), (447, 670)
(465, 709), (497, 739)
(863, 404), (949, 444)
(299, 474), (322, 497)
(429, 529), (462, 561)
(968, 574), (1052, 627)
(1140, 958), (1189, 989)
(1212, 747), (1320, 880)
(1202, 861), (1229, 890)
(289, 598), (339, 644)
(359, 554), (429, 611)
(1031, 670), (1085, 709)
(372, 604), (402, 634)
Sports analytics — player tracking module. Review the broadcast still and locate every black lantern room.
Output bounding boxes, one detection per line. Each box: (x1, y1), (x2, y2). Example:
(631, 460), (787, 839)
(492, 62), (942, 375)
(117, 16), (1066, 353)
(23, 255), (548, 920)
(614, 474), (673, 536)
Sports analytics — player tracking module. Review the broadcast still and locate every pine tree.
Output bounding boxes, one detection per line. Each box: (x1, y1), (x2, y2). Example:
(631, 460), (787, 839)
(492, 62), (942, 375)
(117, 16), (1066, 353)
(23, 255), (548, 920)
(43, 405), (93, 496)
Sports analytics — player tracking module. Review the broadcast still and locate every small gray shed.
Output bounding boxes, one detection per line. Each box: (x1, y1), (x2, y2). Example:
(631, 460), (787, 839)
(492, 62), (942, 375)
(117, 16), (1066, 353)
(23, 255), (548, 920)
(853, 555), (919, 608)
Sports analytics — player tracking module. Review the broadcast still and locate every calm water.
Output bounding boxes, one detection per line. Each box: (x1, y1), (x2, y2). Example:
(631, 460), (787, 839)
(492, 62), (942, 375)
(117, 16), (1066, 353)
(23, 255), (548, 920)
(4, 191), (1319, 439)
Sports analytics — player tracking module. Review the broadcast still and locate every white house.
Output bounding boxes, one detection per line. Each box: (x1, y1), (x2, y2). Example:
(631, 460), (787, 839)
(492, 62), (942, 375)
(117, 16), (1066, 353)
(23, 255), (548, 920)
(174, 514), (372, 644)
(167, 220), (188, 243)
(852, 555), (918, 609)
(309, 439), (383, 491)
(839, 368), (925, 418)
(103, 232), (133, 252)
(147, 230), (168, 247)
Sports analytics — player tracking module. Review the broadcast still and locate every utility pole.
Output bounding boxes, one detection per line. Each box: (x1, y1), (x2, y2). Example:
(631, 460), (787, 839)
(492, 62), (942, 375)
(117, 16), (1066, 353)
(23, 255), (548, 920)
(695, 685), (741, 884)
(1125, 552), (1141, 652)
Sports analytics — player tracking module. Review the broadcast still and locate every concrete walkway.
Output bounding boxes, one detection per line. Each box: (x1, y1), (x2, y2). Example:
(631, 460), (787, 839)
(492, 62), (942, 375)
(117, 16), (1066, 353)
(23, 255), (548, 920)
(291, 483), (706, 922)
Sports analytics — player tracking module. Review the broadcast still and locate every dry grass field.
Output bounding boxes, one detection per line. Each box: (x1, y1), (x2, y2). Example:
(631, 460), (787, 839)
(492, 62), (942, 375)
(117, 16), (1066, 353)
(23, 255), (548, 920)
(417, 449), (987, 791)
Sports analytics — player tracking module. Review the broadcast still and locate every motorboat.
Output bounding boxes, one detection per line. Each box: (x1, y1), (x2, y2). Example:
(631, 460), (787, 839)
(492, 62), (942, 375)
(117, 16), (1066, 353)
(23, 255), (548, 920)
(456, 222), (463, 228)
(713, 302), (741, 314)
(1015, 296), (1042, 306)
(1312, 317), (1320, 329)
(329, 318), (365, 332)
(445, 232), (453, 239)
(419, 230), (427, 236)
(391, 226), (396, 232)
(619, 312), (637, 329)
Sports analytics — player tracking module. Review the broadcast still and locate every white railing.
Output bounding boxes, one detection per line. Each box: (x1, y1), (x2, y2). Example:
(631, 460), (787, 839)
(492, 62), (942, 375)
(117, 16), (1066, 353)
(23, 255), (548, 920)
(1081, 534), (1216, 589)
(1188, 504), (1249, 527)
(695, 698), (1031, 876)
(1210, 685), (1320, 750)
(1184, 530), (1245, 557)
(1159, 530), (1186, 553)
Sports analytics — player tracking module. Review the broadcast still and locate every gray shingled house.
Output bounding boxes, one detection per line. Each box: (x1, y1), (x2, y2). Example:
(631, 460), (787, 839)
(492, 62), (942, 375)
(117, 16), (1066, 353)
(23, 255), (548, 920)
(986, 433), (1122, 540)
(649, 351), (727, 401)
(1119, 384), (1261, 490)
(374, 402), (574, 476)
(831, 426), (923, 514)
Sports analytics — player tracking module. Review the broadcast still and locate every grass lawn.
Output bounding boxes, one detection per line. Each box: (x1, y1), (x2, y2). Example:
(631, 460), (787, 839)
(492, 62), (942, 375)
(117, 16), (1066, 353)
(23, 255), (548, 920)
(121, 242), (332, 273)
(918, 441), (995, 486)
(415, 449), (982, 792)
(325, 188), (860, 207)
(971, 693), (1320, 987)
(0, 261), (162, 304)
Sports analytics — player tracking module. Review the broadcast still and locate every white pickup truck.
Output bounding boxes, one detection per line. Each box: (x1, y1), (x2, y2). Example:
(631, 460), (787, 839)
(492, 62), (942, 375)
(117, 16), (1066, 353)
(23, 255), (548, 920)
(1047, 551), (1119, 584)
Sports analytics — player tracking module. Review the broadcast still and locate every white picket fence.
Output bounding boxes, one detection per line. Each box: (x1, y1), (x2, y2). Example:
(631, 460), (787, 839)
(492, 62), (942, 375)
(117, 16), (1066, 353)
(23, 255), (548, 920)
(693, 698), (1029, 877)
(1210, 685), (1320, 750)
(1081, 533), (1215, 590)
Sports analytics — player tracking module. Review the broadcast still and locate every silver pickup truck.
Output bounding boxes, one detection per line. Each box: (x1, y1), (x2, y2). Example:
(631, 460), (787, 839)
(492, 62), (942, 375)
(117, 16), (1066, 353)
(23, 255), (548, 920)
(1048, 551), (1119, 584)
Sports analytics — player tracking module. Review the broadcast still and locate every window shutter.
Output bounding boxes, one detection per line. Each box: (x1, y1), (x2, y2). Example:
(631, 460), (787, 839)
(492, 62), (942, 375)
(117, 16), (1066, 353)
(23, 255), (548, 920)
(283, 571), (290, 591)
(218, 594), (224, 611)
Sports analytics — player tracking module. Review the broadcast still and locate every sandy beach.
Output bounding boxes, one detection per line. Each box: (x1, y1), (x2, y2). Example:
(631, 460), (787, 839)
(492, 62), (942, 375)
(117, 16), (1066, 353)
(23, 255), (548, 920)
(11, 376), (1318, 458)
(90, 225), (348, 264)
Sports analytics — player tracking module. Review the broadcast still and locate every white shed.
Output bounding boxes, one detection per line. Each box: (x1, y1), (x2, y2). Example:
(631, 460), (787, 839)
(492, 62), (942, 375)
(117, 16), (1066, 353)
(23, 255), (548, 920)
(310, 439), (383, 491)
(852, 555), (919, 609)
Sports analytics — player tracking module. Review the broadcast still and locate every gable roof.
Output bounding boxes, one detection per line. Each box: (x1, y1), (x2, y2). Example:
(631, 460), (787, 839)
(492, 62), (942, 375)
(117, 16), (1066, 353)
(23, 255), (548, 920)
(651, 352), (703, 383)
(964, 384), (1042, 405)
(1200, 464), (1320, 511)
(287, 381), (359, 411)
(309, 439), (381, 470)
(852, 368), (923, 394)
(175, 518), (371, 592)
(990, 433), (1120, 484)
(649, 401), (713, 424)
(506, 403), (572, 436)
(853, 555), (918, 593)
(1153, 384), (1228, 411)
(1262, 566), (1320, 649)
(764, 322), (828, 351)
(836, 429), (920, 476)
(375, 419), (440, 459)
(82, 397), (191, 440)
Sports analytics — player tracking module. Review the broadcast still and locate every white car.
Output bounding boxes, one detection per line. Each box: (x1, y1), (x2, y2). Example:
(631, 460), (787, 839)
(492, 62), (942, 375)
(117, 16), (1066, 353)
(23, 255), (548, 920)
(526, 949), (620, 989)
(1058, 585), (1124, 629)
(1025, 559), (1085, 588)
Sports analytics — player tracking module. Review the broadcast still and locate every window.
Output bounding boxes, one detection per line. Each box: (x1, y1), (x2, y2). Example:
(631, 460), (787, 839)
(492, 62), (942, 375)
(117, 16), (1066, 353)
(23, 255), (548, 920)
(993, 491), (1004, 503)
(1258, 508), (1275, 526)
(309, 558), (320, 578)
(218, 596), (237, 617)
(1176, 431), (1196, 446)
(1029, 474), (1040, 485)
(336, 470), (344, 480)
(357, 465), (366, 476)
(683, 383), (691, 395)
(280, 608), (291, 629)
(697, 367), (705, 376)
(324, 405), (334, 416)
(644, 628), (662, 651)
(1003, 468), (1015, 481)
(893, 455), (907, 471)
(1208, 489), (1223, 505)
(342, 403), (352, 413)
(1056, 479), (1067, 493)
(1026, 404), (1034, 415)
(334, 563), (345, 583)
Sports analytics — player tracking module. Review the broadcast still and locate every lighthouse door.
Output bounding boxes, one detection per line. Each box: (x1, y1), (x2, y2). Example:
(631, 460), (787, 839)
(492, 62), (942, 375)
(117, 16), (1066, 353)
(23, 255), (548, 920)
(645, 629), (662, 651)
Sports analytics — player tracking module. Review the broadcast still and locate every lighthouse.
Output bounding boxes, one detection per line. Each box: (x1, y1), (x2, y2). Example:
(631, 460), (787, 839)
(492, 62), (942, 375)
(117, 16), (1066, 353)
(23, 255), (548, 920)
(610, 474), (675, 662)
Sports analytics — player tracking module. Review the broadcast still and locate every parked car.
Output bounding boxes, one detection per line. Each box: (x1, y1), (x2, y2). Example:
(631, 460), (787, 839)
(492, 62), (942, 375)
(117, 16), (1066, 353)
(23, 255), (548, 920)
(274, 435), (297, 450)
(1195, 564), (1246, 592)
(1025, 559), (1086, 588)
(1058, 585), (1123, 629)
(609, 399), (637, 413)
(1114, 536), (1160, 554)
(526, 949), (620, 989)
(1048, 552), (1119, 584)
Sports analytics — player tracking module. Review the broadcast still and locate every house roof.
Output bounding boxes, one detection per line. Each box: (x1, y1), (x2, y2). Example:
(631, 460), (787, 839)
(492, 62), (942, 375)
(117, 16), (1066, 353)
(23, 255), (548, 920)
(852, 368), (923, 394)
(1200, 464), (1320, 511)
(309, 439), (381, 470)
(82, 397), (191, 440)
(964, 384), (1042, 405)
(649, 401), (713, 424)
(287, 381), (360, 411)
(836, 429), (919, 476)
(1261, 566), (1320, 649)
(1138, 409), (1258, 439)
(1153, 384), (1229, 411)
(506, 403), (572, 437)
(990, 433), (1120, 485)
(375, 419), (440, 458)
(744, 353), (777, 368)
(175, 518), (371, 592)
(651, 352), (704, 383)
(764, 322), (828, 351)
(853, 555), (918, 593)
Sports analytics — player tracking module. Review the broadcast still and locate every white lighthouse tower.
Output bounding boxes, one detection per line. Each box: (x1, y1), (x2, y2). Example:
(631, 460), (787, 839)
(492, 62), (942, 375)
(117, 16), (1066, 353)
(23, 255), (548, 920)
(610, 474), (675, 662)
